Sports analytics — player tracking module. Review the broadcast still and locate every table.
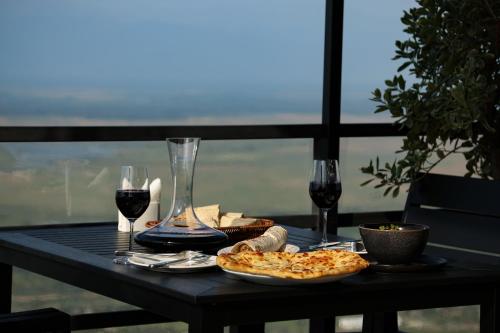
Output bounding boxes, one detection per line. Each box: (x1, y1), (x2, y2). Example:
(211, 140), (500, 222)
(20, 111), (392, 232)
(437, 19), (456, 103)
(0, 222), (499, 333)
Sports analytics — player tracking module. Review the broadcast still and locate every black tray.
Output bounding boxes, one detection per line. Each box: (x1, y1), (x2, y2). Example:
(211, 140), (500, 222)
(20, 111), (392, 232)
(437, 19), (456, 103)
(368, 254), (447, 273)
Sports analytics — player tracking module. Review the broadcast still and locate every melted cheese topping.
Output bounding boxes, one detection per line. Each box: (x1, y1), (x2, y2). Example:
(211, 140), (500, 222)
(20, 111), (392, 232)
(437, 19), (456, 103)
(217, 250), (369, 279)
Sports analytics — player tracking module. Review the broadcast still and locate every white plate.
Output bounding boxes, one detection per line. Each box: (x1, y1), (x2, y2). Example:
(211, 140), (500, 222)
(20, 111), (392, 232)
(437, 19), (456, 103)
(217, 243), (300, 256)
(127, 255), (217, 273)
(221, 268), (357, 286)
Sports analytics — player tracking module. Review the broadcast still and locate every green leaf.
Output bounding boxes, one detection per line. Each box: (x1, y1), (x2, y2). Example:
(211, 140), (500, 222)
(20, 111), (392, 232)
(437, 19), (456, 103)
(466, 160), (475, 173)
(397, 61), (412, 72)
(436, 149), (445, 159)
(375, 105), (388, 113)
(360, 178), (375, 186)
(360, 166), (374, 174)
(397, 76), (406, 90)
(383, 186), (393, 196)
(392, 186), (400, 198)
(383, 90), (392, 102)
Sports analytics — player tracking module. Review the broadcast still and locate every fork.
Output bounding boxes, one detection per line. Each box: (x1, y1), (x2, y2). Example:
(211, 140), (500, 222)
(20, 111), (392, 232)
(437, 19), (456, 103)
(148, 254), (209, 269)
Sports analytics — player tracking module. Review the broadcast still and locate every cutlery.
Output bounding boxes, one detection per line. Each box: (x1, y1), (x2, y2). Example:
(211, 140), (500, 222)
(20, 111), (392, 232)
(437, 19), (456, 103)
(148, 254), (209, 269)
(309, 241), (341, 249)
(114, 250), (198, 257)
(112, 256), (130, 265)
(319, 241), (366, 253)
(112, 255), (168, 265)
(309, 241), (365, 252)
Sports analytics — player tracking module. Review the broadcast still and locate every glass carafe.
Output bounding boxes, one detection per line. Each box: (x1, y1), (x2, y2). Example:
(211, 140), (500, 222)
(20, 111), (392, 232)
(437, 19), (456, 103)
(135, 138), (228, 251)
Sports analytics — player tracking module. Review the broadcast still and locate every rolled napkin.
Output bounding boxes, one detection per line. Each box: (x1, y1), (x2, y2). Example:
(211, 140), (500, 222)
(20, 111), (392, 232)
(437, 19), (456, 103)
(231, 226), (288, 253)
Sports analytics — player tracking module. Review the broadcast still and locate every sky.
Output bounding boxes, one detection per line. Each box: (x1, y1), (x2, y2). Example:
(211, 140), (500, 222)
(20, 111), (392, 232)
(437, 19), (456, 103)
(0, 0), (416, 125)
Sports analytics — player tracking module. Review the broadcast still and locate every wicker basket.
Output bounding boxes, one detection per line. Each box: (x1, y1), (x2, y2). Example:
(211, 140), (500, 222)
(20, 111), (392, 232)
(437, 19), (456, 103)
(143, 219), (274, 245)
(216, 219), (274, 244)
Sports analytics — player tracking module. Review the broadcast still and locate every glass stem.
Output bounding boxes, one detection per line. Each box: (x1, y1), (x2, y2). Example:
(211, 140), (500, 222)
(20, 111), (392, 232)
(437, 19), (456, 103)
(321, 208), (329, 244)
(128, 218), (136, 251)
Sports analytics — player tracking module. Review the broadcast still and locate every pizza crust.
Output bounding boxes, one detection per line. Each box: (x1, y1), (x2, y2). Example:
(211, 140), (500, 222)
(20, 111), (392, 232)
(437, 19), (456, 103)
(217, 250), (369, 280)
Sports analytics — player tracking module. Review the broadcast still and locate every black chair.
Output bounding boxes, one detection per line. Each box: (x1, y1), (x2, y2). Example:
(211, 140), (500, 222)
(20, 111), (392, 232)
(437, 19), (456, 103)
(0, 308), (71, 333)
(364, 173), (500, 333)
(404, 173), (500, 264)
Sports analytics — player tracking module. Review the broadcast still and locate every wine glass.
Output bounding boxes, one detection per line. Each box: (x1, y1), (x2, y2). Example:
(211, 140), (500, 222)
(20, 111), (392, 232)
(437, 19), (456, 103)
(116, 166), (151, 250)
(309, 159), (342, 248)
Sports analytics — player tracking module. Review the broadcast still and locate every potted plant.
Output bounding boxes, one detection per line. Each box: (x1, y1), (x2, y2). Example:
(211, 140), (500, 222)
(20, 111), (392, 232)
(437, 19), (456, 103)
(361, 0), (500, 196)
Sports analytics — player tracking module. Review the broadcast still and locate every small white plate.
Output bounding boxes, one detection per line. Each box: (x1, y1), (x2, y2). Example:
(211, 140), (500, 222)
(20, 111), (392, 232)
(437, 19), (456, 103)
(127, 255), (217, 273)
(217, 243), (300, 256)
(221, 268), (357, 286)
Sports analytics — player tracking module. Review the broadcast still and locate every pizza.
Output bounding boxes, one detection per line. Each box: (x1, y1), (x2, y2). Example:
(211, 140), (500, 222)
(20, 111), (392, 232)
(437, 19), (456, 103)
(216, 249), (369, 280)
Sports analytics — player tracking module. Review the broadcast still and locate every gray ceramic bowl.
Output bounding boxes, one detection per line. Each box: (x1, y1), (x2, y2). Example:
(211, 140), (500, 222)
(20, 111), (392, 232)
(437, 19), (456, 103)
(359, 223), (430, 264)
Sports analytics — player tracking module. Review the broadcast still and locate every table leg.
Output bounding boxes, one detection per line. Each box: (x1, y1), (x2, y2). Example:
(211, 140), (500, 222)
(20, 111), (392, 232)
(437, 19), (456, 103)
(188, 317), (224, 333)
(229, 323), (265, 333)
(362, 312), (398, 333)
(309, 316), (336, 333)
(480, 287), (499, 333)
(0, 263), (12, 314)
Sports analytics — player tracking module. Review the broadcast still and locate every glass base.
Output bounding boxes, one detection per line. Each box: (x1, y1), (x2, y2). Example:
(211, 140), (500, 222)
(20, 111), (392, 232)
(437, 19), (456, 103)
(135, 223), (228, 252)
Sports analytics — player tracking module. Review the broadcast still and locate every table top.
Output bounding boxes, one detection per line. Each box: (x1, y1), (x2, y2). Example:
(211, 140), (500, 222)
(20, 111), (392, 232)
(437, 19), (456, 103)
(1, 222), (499, 323)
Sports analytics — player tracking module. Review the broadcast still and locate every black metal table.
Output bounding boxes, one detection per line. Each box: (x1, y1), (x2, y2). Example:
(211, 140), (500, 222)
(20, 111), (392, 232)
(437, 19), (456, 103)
(0, 222), (499, 333)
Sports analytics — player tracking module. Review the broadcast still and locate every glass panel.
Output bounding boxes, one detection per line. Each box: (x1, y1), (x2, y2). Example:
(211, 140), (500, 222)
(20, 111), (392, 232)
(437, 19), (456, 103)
(0, 0), (324, 126)
(340, 137), (468, 213)
(341, 0), (414, 123)
(339, 137), (407, 212)
(399, 307), (479, 333)
(0, 139), (312, 226)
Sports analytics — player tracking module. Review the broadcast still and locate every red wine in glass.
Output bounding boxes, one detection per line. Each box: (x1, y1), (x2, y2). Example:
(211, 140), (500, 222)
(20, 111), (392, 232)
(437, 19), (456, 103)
(309, 159), (341, 248)
(309, 182), (342, 209)
(116, 166), (150, 250)
(116, 189), (150, 219)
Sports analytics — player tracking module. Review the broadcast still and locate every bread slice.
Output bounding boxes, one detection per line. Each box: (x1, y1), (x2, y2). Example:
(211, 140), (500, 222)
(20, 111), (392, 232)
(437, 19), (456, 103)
(220, 216), (257, 228)
(194, 204), (220, 227)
